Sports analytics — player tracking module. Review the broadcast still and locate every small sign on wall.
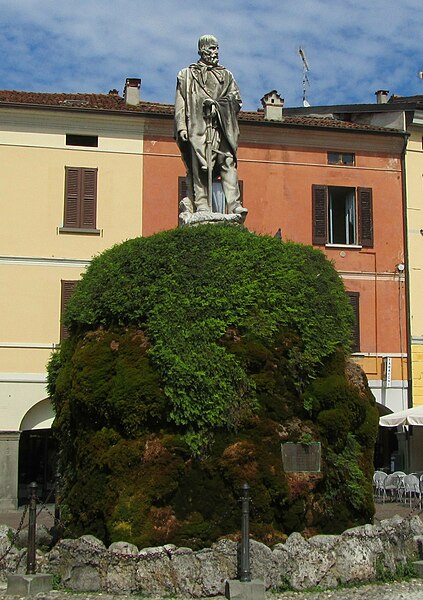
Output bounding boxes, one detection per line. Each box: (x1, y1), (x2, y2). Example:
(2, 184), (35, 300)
(383, 356), (392, 388)
(281, 442), (321, 472)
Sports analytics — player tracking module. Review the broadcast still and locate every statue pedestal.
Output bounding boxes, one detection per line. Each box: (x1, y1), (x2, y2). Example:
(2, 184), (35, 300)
(179, 209), (246, 227)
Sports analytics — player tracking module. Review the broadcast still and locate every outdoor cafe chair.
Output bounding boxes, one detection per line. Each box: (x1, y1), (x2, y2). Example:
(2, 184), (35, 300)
(402, 474), (422, 507)
(383, 471), (406, 503)
(373, 470), (387, 501)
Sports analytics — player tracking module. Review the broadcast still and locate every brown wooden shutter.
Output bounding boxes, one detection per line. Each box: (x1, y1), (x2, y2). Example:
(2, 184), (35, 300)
(312, 185), (328, 245)
(358, 187), (373, 247)
(81, 168), (97, 228)
(64, 168), (80, 227)
(64, 167), (97, 228)
(60, 280), (78, 341)
(346, 291), (360, 352)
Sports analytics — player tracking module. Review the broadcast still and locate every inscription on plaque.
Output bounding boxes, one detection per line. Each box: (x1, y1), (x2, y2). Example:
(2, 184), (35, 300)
(281, 442), (321, 473)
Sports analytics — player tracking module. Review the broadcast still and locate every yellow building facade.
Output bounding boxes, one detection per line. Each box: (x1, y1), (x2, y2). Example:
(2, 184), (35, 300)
(406, 110), (423, 406)
(0, 93), (145, 508)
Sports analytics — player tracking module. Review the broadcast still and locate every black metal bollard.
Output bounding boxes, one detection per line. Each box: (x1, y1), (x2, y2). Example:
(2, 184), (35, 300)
(54, 469), (61, 527)
(51, 469), (62, 545)
(26, 482), (38, 575)
(239, 482), (251, 582)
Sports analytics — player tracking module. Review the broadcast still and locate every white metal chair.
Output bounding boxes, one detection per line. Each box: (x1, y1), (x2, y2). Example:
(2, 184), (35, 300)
(383, 472), (405, 502)
(373, 470), (387, 501)
(403, 474), (421, 507)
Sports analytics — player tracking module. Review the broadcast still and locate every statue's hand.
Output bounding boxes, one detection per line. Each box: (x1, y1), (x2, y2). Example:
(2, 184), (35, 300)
(179, 130), (188, 142)
(203, 98), (216, 117)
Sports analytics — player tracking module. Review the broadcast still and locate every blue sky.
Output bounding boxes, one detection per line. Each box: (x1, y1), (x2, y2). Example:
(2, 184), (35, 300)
(0, 0), (421, 110)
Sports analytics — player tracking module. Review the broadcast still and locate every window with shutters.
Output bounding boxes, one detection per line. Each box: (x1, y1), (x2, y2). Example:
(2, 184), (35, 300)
(60, 167), (99, 233)
(178, 176), (244, 210)
(346, 291), (360, 352)
(60, 280), (78, 341)
(312, 185), (373, 247)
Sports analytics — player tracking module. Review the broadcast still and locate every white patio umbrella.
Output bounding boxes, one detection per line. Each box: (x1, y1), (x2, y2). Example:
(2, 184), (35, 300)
(379, 405), (423, 427)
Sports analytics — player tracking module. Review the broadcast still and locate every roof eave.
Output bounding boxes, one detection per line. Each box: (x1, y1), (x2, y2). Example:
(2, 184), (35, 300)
(0, 100), (407, 136)
(0, 100), (174, 119)
(285, 102), (420, 116)
(239, 116), (407, 137)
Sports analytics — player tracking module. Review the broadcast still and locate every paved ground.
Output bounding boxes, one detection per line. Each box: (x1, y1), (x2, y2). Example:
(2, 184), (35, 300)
(2, 580), (423, 599)
(1, 499), (420, 531)
(373, 499), (423, 522)
(0, 505), (55, 531)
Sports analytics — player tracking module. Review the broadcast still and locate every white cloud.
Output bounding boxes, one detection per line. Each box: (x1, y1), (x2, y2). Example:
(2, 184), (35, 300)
(0, 0), (421, 108)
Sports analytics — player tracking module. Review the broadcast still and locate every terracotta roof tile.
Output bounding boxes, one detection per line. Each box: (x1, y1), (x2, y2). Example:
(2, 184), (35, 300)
(239, 110), (400, 132)
(0, 89), (175, 113)
(0, 89), (403, 133)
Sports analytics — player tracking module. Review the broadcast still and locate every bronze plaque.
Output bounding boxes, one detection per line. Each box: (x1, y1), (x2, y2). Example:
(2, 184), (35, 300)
(281, 442), (321, 472)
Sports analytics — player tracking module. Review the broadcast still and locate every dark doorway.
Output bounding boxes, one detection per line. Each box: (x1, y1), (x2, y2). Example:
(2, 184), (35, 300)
(374, 403), (398, 471)
(18, 429), (57, 506)
(374, 427), (398, 471)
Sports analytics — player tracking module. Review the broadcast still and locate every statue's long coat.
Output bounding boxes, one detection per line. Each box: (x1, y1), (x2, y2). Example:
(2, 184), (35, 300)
(174, 62), (242, 172)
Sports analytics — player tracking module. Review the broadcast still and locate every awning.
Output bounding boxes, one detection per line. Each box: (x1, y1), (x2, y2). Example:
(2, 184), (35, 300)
(379, 405), (423, 427)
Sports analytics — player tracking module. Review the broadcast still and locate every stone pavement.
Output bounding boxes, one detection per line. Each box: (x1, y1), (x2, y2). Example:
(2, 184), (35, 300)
(2, 580), (423, 599)
(0, 499), (419, 531)
(0, 506), (54, 531)
(373, 500), (423, 523)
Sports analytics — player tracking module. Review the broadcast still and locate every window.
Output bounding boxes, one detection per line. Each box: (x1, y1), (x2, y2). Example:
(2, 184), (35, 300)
(328, 152), (355, 166)
(312, 185), (373, 247)
(178, 176), (244, 208)
(60, 280), (78, 341)
(346, 291), (360, 353)
(61, 167), (98, 232)
(66, 134), (98, 147)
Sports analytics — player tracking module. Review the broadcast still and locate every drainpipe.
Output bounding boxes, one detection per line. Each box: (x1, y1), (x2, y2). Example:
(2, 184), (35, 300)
(400, 129), (412, 410)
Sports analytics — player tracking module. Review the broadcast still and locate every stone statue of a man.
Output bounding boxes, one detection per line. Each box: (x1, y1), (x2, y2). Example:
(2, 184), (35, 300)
(175, 35), (247, 222)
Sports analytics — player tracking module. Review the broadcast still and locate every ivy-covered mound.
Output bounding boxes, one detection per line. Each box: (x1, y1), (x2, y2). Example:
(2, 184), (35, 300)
(48, 224), (378, 549)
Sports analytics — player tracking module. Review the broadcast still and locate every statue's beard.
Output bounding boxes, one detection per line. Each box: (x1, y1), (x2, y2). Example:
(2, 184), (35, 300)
(201, 52), (219, 66)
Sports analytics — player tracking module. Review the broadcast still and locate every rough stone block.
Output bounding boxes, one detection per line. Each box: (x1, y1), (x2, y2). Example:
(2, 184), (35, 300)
(67, 564), (101, 591)
(225, 578), (265, 600)
(6, 574), (53, 596)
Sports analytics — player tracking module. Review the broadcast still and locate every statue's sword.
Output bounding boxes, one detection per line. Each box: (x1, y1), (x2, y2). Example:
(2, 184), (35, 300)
(205, 110), (214, 211)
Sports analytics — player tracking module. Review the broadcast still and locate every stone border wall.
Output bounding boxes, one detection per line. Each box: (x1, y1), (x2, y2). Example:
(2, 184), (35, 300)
(1, 515), (422, 597)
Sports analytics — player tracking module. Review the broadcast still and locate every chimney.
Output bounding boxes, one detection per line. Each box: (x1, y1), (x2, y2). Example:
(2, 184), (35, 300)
(261, 90), (284, 122)
(375, 90), (389, 104)
(124, 78), (141, 106)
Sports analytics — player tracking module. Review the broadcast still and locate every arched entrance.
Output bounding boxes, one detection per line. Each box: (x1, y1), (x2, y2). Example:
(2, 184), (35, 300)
(18, 399), (57, 505)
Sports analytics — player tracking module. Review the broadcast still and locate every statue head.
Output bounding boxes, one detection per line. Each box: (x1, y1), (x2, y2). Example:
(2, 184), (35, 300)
(198, 34), (219, 66)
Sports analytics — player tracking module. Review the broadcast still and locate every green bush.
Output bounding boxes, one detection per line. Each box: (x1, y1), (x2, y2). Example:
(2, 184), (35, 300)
(48, 225), (377, 547)
(61, 226), (354, 446)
